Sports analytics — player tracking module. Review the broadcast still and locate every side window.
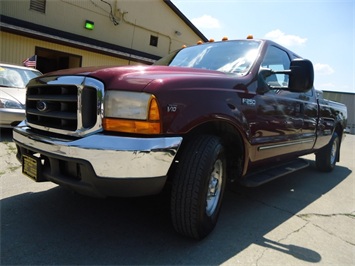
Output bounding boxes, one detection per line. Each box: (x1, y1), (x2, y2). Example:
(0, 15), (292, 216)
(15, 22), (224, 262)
(261, 46), (291, 87)
(304, 88), (314, 97)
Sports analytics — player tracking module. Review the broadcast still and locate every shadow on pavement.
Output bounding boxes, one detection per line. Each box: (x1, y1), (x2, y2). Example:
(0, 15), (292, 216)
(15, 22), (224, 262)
(0, 128), (13, 142)
(1, 162), (351, 265)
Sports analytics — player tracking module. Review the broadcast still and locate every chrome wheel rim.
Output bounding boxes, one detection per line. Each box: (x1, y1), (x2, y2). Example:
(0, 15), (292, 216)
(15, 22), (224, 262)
(206, 159), (223, 216)
(330, 138), (338, 165)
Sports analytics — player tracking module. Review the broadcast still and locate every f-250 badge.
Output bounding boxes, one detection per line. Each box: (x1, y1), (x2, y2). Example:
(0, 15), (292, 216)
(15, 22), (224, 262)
(241, 98), (256, 106)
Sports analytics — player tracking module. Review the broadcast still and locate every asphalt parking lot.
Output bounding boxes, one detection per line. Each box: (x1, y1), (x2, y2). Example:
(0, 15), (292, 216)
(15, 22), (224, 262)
(1, 128), (354, 265)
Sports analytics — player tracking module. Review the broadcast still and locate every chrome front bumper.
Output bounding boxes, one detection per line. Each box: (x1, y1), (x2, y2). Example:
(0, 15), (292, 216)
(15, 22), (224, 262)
(13, 125), (182, 179)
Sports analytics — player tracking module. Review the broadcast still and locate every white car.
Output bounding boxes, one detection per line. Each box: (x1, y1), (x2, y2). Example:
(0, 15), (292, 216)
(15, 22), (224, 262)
(0, 63), (42, 128)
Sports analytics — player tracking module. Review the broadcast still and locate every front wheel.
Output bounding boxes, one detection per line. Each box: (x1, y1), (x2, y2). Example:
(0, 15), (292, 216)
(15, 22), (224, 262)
(170, 135), (226, 239)
(315, 132), (340, 172)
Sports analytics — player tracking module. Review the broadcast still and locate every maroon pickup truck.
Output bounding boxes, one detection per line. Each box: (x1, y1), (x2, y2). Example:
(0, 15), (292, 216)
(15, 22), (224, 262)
(13, 38), (347, 239)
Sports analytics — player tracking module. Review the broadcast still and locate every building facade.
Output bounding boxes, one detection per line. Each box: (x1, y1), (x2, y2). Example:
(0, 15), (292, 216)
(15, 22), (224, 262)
(0, 0), (207, 73)
(323, 91), (355, 134)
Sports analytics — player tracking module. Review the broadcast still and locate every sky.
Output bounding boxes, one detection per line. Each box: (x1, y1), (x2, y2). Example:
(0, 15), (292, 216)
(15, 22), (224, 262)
(172, 0), (355, 93)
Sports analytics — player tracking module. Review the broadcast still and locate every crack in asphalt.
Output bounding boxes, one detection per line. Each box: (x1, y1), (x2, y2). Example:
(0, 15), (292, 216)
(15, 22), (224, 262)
(255, 221), (312, 265)
(246, 197), (312, 265)
(298, 212), (355, 219)
(297, 212), (355, 246)
(248, 196), (355, 265)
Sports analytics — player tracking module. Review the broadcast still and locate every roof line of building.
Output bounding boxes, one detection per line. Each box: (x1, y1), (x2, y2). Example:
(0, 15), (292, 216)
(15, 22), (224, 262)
(0, 15), (161, 64)
(164, 0), (208, 42)
(322, 90), (355, 95)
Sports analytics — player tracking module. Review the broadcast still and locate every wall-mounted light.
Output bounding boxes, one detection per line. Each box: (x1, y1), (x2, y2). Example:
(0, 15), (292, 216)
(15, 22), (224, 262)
(85, 20), (94, 30)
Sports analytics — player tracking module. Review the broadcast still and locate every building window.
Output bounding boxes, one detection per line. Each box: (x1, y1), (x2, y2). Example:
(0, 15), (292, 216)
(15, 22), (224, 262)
(150, 35), (158, 47)
(30, 0), (46, 13)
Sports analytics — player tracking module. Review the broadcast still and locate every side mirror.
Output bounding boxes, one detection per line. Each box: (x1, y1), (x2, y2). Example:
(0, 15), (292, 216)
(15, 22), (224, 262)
(288, 58), (314, 92)
(257, 58), (314, 94)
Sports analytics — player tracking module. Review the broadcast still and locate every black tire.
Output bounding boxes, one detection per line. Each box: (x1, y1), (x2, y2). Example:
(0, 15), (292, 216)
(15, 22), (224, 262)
(170, 135), (226, 239)
(315, 132), (340, 172)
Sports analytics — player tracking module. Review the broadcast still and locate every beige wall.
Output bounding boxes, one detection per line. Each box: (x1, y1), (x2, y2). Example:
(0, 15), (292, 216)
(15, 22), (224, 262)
(0, 31), (136, 67)
(1, 0), (201, 57)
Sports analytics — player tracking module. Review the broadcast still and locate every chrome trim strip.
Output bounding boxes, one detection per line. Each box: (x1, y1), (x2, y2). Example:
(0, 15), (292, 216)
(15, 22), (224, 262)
(13, 126), (182, 179)
(258, 139), (315, 151)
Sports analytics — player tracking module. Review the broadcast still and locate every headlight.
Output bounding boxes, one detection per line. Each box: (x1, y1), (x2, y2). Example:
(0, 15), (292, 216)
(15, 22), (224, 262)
(103, 91), (161, 134)
(0, 98), (24, 109)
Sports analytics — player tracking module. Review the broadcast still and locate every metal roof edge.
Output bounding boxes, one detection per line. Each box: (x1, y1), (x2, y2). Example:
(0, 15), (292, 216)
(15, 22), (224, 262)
(164, 0), (208, 42)
(322, 90), (355, 95)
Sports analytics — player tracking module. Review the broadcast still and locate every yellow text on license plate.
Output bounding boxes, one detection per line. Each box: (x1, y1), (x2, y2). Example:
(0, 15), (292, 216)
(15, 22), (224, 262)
(22, 154), (39, 181)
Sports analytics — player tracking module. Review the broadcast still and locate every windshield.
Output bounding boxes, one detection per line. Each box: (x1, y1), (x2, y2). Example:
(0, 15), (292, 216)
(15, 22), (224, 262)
(155, 40), (261, 74)
(0, 65), (41, 88)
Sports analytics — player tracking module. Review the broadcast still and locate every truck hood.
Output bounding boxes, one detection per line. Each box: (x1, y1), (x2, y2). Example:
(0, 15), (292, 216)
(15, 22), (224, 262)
(41, 65), (241, 92)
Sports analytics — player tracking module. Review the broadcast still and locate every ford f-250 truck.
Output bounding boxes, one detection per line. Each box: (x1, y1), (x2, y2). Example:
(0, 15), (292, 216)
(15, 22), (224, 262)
(13, 37), (347, 239)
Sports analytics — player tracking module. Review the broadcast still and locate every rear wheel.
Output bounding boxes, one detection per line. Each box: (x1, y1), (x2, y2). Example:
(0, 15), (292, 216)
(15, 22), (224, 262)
(315, 132), (339, 172)
(170, 135), (226, 239)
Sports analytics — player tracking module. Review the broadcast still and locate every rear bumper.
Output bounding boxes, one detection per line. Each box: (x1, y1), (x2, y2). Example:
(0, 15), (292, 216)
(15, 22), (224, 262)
(13, 125), (182, 197)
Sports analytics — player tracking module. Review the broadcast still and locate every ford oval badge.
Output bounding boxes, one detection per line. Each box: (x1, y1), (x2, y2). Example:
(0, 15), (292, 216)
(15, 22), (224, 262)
(36, 101), (48, 112)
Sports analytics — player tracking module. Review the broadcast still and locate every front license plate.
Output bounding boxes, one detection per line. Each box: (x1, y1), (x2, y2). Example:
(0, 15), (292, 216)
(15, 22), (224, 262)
(22, 154), (40, 181)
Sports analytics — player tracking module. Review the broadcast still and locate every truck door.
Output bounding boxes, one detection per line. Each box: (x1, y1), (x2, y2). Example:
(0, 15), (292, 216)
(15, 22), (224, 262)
(298, 88), (318, 150)
(248, 45), (305, 161)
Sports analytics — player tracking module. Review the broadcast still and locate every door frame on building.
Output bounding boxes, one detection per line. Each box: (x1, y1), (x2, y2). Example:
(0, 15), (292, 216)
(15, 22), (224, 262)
(35, 47), (82, 74)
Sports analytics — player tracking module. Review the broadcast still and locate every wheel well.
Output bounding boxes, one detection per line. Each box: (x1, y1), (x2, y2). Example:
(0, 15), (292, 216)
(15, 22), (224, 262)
(170, 121), (245, 183)
(335, 124), (344, 142)
(334, 123), (344, 161)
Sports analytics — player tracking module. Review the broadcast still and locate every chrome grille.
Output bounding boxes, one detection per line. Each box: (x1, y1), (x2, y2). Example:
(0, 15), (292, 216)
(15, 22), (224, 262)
(25, 76), (104, 137)
(27, 85), (79, 131)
